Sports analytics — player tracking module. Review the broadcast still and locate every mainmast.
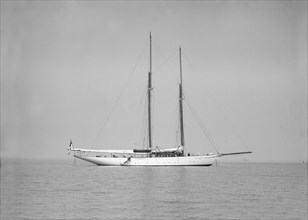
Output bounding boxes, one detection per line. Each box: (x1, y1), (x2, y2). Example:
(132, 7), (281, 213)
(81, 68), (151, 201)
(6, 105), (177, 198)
(147, 33), (153, 151)
(179, 47), (185, 154)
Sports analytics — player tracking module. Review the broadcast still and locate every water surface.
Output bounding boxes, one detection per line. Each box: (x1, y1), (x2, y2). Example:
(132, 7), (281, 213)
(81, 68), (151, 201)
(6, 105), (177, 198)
(1, 159), (307, 219)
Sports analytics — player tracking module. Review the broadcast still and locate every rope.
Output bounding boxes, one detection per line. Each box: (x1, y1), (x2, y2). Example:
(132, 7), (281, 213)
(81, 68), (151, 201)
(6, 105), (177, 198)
(152, 42), (179, 84)
(184, 92), (221, 153)
(92, 39), (149, 147)
(152, 87), (155, 149)
(153, 48), (178, 73)
(138, 91), (147, 149)
(182, 51), (251, 152)
(175, 107), (180, 147)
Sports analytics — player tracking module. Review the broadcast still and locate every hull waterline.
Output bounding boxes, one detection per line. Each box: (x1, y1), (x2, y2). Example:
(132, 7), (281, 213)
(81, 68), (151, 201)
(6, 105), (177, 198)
(74, 155), (219, 166)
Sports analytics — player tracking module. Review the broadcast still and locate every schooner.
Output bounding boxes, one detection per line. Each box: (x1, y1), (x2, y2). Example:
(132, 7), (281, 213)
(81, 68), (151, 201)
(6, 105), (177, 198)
(68, 34), (252, 166)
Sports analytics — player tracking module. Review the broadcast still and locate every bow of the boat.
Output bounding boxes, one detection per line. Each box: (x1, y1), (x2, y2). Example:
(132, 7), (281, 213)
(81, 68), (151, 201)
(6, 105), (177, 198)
(73, 155), (126, 166)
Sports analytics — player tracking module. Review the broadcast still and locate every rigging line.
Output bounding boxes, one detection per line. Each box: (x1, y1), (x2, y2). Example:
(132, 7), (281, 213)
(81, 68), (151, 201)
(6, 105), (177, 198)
(137, 92), (144, 147)
(173, 97), (180, 147)
(141, 107), (148, 150)
(153, 48), (178, 73)
(184, 92), (221, 153)
(186, 97), (220, 153)
(152, 41), (179, 83)
(175, 106), (180, 147)
(143, 114), (148, 149)
(91, 39), (149, 147)
(184, 91), (219, 149)
(143, 119), (147, 149)
(182, 51), (251, 152)
(152, 87), (155, 147)
(139, 91), (147, 149)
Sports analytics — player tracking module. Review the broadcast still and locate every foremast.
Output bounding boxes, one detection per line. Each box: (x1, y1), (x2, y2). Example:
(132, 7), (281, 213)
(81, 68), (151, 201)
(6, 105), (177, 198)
(147, 33), (153, 153)
(179, 47), (185, 155)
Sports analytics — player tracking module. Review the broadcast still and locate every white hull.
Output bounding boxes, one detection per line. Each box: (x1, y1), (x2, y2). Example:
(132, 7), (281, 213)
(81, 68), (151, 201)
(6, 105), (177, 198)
(74, 155), (220, 166)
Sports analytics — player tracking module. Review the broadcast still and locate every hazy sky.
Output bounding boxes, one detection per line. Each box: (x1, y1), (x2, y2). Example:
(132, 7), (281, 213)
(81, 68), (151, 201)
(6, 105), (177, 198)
(1, 1), (307, 162)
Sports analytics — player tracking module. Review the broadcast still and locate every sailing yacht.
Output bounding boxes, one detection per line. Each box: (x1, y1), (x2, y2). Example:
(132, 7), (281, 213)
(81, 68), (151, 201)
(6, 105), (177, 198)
(68, 34), (252, 166)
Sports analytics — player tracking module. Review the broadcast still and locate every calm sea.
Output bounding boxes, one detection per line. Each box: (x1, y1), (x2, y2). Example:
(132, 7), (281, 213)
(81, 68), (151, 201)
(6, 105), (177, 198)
(1, 159), (307, 220)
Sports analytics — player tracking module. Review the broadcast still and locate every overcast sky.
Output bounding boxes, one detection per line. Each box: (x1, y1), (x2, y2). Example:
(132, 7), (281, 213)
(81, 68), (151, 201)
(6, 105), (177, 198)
(1, 1), (307, 162)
